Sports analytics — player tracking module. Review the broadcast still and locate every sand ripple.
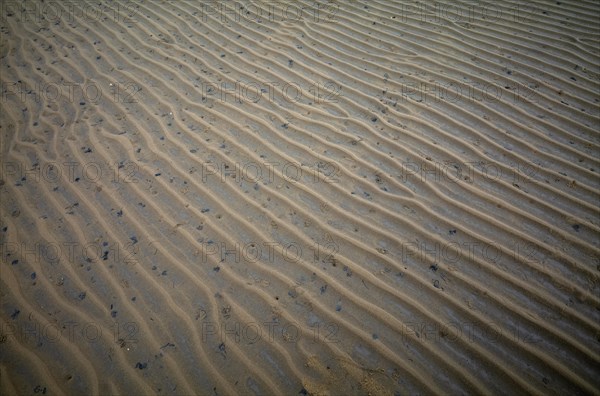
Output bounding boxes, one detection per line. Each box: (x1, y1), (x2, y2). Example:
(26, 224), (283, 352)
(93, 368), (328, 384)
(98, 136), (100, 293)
(1, 1), (599, 394)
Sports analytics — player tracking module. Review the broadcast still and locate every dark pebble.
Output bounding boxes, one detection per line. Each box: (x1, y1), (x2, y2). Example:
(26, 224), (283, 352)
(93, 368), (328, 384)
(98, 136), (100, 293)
(33, 385), (47, 394)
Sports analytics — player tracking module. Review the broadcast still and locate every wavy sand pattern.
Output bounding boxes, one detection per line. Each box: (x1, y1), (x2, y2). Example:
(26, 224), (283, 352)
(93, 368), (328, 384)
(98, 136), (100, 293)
(1, 0), (599, 394)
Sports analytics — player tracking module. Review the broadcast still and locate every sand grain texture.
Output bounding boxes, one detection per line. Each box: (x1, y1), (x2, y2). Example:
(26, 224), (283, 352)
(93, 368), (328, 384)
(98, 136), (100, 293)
(1, 0), (599, 395)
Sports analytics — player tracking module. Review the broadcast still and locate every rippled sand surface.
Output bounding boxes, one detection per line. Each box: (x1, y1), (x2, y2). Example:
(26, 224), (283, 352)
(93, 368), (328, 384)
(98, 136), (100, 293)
(1, 1), (599, 394)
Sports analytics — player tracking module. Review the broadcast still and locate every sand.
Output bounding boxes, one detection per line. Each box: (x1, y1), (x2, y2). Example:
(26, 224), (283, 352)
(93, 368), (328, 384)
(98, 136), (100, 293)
(1, 0), (599, 394)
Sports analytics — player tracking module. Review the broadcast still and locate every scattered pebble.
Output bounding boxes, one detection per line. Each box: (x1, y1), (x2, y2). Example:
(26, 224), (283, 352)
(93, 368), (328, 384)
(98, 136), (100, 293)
(335, 301), (342, 312)
(218, 342), (226, 358)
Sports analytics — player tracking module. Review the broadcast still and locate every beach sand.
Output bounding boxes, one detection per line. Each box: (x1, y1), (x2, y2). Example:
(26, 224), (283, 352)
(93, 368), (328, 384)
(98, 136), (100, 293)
(1, 0), (599, 394)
